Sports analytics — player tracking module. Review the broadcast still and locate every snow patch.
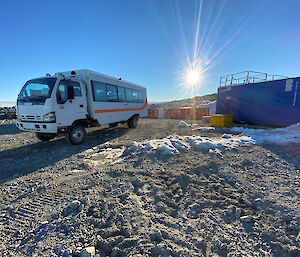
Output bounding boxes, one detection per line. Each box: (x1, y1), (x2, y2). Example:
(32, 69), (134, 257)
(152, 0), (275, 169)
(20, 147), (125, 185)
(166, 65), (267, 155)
(169, 137), (190, 151)
(178, 121), (191, 128)
(192, 126), (215, 131)
(122, 134), (253, 158)
(156, 144), (178, 156)
(232, 123), (300, 144)
(187, 136), (221, 152)
(122, 136), (190, 157)
(122, 142), (142, 156)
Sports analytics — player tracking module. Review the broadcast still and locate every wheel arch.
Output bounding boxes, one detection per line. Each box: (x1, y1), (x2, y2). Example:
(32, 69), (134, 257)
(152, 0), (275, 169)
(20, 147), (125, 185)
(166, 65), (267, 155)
(71, 119), (90, 127)
(128, 113), (140, 121)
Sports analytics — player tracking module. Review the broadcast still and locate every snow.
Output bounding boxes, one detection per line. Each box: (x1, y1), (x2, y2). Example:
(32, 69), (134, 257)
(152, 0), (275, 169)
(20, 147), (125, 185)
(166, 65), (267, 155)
(187, 135), (253, 152)
(220, 135), (255, 149)
(231, 123), (300, 144)
(192, 126), (215, 131)
(169, 137), (190, 151)
(178, 120), (191, 128)
(122, 142), (141, 156)
(122, 136), (190, 157)
(221, 134), (232, 139)
(178, 121), (216, 131)
(122, 134), (254, 158)
(187, 136), (221, 152)
(156, 144), (178, 156)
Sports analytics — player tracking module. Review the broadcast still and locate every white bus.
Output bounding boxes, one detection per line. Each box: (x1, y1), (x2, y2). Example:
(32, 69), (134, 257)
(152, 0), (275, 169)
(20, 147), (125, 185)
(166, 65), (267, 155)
(16, 69), (147, 144)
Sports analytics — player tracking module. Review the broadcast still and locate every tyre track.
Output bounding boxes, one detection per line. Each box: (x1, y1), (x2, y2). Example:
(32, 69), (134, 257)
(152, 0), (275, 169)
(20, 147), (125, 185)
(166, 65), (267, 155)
(0, 168), (107, 255)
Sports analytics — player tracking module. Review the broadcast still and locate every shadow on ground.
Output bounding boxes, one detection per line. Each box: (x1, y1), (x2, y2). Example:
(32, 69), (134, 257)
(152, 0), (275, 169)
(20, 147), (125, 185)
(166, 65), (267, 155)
(0, 127), (128, 183)
(263, 143), (300, 169)
(0, 123), (22, 135)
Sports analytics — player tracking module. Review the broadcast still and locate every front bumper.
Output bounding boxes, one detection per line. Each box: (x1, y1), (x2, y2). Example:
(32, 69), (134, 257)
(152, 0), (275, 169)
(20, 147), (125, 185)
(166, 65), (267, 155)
(16, 120), (58, 134)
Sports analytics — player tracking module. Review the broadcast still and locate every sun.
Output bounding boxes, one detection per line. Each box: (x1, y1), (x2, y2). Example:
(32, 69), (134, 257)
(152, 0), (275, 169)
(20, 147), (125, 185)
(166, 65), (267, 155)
(186, 68), (201, 85)
(185, 66), (203, 86)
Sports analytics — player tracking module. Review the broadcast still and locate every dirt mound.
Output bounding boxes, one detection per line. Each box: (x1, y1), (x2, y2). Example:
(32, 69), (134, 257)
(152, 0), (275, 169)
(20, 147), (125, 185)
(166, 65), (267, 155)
(0, 119), (299, 256)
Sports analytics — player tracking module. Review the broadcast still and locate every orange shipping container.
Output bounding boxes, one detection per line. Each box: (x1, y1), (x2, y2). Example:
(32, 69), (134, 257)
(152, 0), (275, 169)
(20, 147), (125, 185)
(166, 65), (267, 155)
(163, 109), (173, 119)
(148, 108), (159, 118)
(148, 107), (209, 120)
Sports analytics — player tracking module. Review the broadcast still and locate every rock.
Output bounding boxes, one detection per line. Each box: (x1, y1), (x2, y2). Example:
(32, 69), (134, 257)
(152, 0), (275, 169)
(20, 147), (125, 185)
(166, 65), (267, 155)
(80, 246), (95, 257)
(69, 200), (83, 210)
(186, 225), (195, 234)
(223, 174), (237, 186)
(131, 178), (144, 191)
(235, 208), (242, 219)
(296, 232), (300, 241)
(187, 203), (201, 219)
(61, 249), (72, 257)
(151, 243), (171, 257)
(241, 159), (254, 167)
(150, 230), (162, 243)
(62, 200), (83, 216)
(240, 215), (252, 222)
(96, 235), (111, 253)
(118, 237), (138, 249)
(119, 192), (129, 202)
(111, 247), (125, 257)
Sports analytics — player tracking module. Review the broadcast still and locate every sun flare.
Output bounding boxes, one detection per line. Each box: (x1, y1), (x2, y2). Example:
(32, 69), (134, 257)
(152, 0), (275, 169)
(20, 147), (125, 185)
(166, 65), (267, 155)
(186, 68), (201, 85)
(183, 63), (204, 89)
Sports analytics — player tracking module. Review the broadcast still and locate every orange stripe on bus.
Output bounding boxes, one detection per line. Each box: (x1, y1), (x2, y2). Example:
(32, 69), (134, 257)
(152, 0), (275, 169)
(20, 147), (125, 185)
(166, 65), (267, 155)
(94, 102), (147, 113)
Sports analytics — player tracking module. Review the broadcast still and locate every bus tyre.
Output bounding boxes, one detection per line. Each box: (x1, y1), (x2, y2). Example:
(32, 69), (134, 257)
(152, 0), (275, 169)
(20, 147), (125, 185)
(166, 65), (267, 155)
(36, 133), (56, 141)
(109, 122), (118, 128)
(67, 124), (86, 145)
(128, 115), (139, 129)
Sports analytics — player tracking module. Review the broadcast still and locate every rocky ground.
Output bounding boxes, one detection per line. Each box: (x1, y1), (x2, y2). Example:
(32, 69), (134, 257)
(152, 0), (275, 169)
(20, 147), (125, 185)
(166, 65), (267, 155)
(0, 119), (299, 257)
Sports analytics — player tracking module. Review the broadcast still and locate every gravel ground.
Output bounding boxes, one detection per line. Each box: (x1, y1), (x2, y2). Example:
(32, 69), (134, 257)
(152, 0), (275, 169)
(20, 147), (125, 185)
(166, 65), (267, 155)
(0, 119), (299, 257)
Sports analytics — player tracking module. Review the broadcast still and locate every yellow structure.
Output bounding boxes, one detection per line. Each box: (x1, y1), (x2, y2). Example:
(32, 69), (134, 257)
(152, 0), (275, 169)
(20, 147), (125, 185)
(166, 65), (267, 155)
(210, 114), (233, 127)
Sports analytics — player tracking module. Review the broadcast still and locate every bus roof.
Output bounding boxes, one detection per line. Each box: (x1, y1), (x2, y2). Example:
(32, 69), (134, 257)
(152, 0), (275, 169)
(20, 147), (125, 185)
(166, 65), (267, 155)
(54, 69), (146, 89)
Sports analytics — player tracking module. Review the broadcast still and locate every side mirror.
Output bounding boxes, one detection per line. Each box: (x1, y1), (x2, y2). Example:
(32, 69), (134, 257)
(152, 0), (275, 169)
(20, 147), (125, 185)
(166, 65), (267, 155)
(67, 85), (75, 100)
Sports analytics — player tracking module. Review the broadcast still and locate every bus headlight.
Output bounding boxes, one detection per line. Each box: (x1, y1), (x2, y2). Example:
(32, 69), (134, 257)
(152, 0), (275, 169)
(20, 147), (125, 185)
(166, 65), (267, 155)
(43, 112), (56, 122)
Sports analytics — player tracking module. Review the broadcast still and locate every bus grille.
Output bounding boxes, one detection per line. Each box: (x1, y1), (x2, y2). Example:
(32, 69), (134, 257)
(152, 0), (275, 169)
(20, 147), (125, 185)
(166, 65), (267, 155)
(21, 115), (42, 121)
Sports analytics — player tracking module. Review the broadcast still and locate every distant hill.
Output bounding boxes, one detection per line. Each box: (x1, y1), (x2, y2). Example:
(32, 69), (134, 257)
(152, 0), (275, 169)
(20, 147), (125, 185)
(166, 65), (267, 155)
(0, 101), (16, 107)
(150, 93), (216, 108)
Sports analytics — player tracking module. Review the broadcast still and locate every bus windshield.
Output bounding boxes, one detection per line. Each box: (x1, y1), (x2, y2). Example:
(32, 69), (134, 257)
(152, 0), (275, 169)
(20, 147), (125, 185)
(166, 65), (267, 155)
(17, 78), (57, 104)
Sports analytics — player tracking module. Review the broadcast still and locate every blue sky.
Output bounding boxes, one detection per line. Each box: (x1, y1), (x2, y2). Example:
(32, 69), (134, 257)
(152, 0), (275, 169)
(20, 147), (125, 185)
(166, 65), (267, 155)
(1, 0), (300, 102)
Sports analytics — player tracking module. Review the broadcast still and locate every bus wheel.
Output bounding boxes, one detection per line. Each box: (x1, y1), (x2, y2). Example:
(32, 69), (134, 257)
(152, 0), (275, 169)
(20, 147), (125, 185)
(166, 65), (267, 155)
(67, 124), (86, 145)
(109, 122), (118, 128)
(128, 115), (139, 129)
(36, 133), (56, 141)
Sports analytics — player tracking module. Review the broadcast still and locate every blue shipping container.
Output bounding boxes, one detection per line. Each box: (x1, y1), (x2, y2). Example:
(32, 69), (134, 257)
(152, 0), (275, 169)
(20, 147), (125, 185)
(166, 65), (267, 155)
(216, 77), (300, 126)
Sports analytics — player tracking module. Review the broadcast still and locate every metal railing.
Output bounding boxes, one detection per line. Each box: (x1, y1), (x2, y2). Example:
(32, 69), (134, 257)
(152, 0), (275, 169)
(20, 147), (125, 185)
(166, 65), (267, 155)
(219, 71), (287, 87)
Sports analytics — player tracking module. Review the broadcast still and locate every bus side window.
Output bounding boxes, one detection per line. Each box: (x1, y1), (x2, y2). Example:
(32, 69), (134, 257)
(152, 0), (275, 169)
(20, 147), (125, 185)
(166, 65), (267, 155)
(125, 88), (133, 102)
(69, 81), (82, 97)
(92, 81), (107, 101)
(57, 79), (69, 104)
(106, 84), (118, 102)
(138, 90), (145, 103)
(118, 87), (126, 102)
(132, 89), (139, 102)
